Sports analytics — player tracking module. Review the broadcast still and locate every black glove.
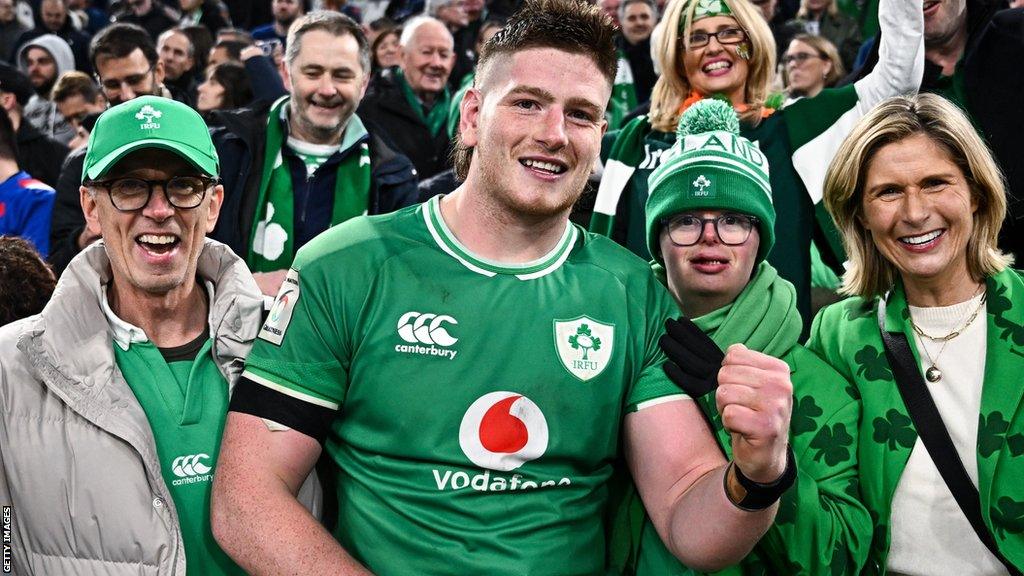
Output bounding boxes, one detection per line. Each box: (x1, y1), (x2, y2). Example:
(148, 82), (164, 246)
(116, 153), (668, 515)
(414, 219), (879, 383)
(659, 317), (725, 398)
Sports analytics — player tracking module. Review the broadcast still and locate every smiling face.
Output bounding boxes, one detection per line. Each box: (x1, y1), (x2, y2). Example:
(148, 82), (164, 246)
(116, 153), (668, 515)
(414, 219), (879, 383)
(460, 47), (609, 220)
(681, 16), (749, 105)
(95, 47), (164, 106)
(374, 31), (401, 68)
(80, 149), (223, 299)
(784, 38), (829, 97)
(923, 0), (966, 46)
(400, 20), (455, 101)
(860, 132), (977, 297)
(660, 209), (760, 316)
(622, 1), (655, 45)
(284, 29), (368, 145)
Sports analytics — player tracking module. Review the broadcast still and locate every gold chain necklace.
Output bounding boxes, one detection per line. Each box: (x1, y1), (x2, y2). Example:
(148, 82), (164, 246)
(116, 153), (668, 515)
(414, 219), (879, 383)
(908, 289), (987, 382)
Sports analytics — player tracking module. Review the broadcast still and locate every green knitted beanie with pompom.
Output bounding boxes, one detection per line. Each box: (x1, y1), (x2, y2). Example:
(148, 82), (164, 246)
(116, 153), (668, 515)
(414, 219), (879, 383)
(645, 98), (775, 264)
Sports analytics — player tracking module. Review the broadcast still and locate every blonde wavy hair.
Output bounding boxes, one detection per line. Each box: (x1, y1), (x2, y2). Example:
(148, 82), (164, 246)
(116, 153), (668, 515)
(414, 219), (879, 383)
(648, 0), (776, 132)
(823, 94), (1012, 300)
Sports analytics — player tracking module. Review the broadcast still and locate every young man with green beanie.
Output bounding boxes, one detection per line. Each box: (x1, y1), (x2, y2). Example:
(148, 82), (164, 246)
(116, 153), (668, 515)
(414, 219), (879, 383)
(615, 99), (871, 575)
(0, 95), (310, 575)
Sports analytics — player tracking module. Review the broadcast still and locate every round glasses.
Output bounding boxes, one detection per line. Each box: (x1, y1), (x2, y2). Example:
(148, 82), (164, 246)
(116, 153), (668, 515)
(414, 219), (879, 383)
(87, 176), (216, 212)
(782, 52), (824, 67)
(663, 213), (759, 246)
(685, 27), (747, 50)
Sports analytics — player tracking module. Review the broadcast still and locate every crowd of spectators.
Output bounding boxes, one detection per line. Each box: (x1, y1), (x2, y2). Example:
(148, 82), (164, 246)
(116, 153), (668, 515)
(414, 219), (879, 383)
(0, 0), (1017, 320)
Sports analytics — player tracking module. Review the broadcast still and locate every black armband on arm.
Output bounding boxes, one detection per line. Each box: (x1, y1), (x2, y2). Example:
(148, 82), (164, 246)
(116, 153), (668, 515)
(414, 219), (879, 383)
(229, 377), (337, 444)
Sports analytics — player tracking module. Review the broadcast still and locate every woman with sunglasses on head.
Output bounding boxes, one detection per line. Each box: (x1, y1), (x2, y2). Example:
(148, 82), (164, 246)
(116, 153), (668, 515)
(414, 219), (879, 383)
(612, 99), (870, 576)
(590, 0), (923, 332)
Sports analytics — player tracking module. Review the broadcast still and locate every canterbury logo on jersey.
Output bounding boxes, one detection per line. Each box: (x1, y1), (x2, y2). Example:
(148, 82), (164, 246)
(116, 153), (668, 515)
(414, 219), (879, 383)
(394, 311), (459, 360)
(170, 453), (213, 486)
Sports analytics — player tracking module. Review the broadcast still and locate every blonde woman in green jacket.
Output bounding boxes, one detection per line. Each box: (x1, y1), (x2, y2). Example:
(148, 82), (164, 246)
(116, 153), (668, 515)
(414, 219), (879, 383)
(808, 93), (1024, 574)
(615, 99), (871, 575)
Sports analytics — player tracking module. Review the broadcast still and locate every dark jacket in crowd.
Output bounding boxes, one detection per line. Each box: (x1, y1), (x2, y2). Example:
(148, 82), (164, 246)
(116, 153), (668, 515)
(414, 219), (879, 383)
(619, 35), (657, 106)
(13, 16), (92, 74)
(180, 0), (230, 36)
(921, 4), (1024, 262)
(16, 119), (67, 189)
(358, 67), (453, 181)
(113, 3), (179, 41)
(450, 18), (481, 92)
(207, 99), (419, 261)
(223, 0), (271, 30)
(781, 9), (862, 72)
(0, 19), (29, 63)
(47, 145), (86, 277)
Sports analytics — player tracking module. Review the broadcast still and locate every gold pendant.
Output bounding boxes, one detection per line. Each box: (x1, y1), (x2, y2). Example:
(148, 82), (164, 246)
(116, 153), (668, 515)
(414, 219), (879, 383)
(925, 366), (942, 383)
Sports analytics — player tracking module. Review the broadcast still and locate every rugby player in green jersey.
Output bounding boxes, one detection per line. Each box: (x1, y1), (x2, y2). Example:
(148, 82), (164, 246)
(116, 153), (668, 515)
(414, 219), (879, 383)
(211, 1), (796, 573)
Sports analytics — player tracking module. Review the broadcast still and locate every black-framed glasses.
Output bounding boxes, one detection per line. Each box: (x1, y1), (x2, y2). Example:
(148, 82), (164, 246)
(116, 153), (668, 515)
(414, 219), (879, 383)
(782, 52), (824, 66)
(87, 176), (217, 212)
(663, 213), (759, 246)
(685, 27), (747, 50)
(96, 64), (155, 93)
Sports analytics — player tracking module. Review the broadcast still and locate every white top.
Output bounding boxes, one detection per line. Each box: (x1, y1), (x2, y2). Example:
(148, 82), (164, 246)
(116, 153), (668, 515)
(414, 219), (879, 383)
(887, 291), (1007, 576)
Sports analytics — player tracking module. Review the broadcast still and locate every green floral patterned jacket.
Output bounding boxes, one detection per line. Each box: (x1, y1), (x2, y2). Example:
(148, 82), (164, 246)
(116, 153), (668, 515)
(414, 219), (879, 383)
(806, 268), (1024, 573)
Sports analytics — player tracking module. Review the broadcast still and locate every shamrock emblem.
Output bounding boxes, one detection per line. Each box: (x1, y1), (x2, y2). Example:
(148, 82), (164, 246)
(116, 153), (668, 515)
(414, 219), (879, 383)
(872, 409), (916, 451)
(791, 395), (823, 437)
(810, 423), (853, 466)
(854, 345), (892, 382)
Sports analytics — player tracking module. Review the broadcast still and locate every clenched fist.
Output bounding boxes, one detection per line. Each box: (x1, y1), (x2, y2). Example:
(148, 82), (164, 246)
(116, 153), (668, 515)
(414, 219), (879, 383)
(716, 343), (792, 483)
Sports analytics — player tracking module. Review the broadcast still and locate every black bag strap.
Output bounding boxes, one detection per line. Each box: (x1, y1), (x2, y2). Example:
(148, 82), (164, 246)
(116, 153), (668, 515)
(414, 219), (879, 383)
(877, 299), (1021, 576)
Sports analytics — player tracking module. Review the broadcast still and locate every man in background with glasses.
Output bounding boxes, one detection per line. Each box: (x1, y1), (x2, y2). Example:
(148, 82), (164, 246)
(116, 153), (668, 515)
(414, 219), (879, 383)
(48, 22), (176, 278)
(0, 95), (267, 575)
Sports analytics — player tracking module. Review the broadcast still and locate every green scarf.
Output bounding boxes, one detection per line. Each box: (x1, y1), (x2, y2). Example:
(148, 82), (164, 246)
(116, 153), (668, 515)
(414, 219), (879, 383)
(247, 96), (371, 273)
(694, 261), (802, 357)
(607, 50), (638, 132)
(397, 68), (451, 138)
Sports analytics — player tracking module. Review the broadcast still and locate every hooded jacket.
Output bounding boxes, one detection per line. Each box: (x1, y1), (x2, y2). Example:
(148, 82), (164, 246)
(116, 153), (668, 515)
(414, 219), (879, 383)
(11, 9), (91, 74)
(0, 239), (319, 575)
(16, 34), (74, 144)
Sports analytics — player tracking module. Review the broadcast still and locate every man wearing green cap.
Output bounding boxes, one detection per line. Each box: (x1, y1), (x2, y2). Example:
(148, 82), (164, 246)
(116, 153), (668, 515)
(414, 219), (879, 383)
(617, 99), (870, 574)
(0, 95), (264, 575)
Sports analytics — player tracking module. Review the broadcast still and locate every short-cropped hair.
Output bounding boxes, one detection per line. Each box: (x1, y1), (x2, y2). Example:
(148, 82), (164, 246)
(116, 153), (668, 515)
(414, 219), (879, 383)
(285, 10), (370, 74)
(51, 70), (100, 104)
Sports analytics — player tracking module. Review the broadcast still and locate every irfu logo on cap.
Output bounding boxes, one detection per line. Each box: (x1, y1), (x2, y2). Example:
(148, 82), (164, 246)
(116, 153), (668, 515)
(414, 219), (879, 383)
(135, 104), (162, 130)
(692, 174), (714, 197)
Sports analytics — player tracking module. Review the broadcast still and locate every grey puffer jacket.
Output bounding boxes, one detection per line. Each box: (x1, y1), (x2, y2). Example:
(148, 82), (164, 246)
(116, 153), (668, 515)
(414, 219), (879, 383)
(0, 239), (308, 575)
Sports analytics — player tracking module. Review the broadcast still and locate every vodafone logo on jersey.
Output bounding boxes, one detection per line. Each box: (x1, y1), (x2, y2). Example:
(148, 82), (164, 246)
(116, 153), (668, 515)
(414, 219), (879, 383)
(459, 391), (548, 472)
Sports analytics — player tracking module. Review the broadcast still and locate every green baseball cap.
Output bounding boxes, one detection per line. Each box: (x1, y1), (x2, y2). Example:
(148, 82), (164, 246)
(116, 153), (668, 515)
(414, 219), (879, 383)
(82, 95), (219, 183)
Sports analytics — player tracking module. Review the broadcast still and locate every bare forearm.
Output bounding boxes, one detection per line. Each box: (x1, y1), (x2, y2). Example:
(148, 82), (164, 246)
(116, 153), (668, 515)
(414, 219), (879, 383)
(665, 464), (776, 572)
(211, 474), (372, 575)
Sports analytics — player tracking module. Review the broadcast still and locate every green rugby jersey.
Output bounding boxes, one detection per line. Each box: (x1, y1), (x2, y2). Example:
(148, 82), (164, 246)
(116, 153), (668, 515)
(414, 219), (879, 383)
(237, 195), (687, 575)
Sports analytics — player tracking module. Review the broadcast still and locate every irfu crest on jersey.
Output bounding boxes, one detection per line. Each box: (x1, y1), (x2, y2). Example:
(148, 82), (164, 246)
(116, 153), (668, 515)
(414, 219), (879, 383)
(553, 316), (615, 382)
